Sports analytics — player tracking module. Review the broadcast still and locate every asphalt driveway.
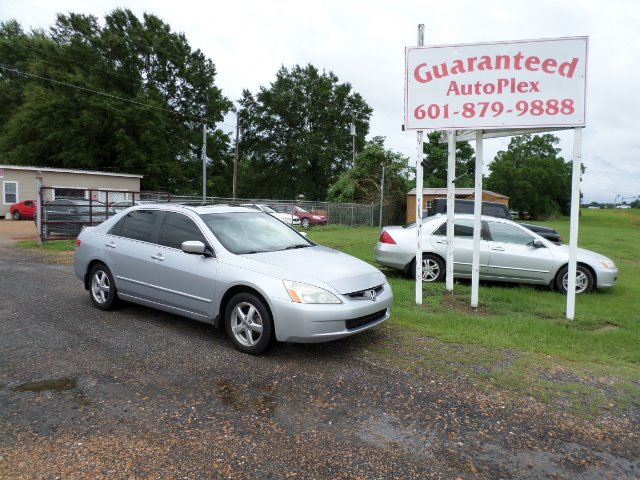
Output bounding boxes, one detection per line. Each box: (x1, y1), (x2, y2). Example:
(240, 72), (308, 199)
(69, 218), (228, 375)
(0, 220), (637, 479)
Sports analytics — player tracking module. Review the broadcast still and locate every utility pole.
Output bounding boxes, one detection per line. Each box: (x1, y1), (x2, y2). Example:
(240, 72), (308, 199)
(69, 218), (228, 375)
(351, 112), (356, 168)
(202, 123), (207, 203)
(233, 113), (240, 199)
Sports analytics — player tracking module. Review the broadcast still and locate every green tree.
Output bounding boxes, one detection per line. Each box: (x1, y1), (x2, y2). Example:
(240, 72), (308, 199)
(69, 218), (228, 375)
(422, 131), (475, 188)
(237, 64), (373, 200)
(485, 134), (580, 218)
(0, 10), (232, 193)
(327, 137), (411, 224)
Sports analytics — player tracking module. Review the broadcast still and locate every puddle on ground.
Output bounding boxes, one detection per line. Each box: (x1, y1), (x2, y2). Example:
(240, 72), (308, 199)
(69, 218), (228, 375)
(357, 414), (435, 456)
(216, 379), (277, 418)
(11, 378), (77, 393)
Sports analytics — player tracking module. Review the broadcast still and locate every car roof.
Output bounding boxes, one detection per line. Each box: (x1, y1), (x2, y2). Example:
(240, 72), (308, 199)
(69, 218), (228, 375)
(128, 203), (257, 215)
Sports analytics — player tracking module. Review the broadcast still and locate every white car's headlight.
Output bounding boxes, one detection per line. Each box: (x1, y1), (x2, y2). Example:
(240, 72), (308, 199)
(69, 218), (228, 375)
(599, 259), (616, 269)
(283, 280), (342, 304)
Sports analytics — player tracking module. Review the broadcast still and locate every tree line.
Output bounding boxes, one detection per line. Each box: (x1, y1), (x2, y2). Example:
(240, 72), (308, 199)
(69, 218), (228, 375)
(0, 9), (578, 219)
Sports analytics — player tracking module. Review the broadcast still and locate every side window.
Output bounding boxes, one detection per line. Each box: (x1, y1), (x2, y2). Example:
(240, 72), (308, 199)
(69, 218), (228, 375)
(433, 219), (474, 237)
(158, 212), (207, 250)
(109, 210), (159, 243)
(487, 221), (533, 245)
(3, 181), (18, 204)
(483, 205), (508, 218)
(25, 200), (34, 207)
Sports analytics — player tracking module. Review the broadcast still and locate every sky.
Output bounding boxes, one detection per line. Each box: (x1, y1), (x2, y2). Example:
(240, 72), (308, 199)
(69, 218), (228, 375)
(2, 0), (639, 204)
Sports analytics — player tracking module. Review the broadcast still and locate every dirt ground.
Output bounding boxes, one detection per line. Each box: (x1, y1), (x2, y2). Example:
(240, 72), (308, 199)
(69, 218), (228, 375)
(0, 219), (38, 246)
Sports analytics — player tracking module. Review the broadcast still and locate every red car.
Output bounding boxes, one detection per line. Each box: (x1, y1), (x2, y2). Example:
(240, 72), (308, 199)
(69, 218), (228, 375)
(9, 199), (36, 220)
(271, 204), (328, 228)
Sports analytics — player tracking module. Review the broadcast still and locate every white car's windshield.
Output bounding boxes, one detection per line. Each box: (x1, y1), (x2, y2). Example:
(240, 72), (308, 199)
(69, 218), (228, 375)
(200, 212), (311, 254)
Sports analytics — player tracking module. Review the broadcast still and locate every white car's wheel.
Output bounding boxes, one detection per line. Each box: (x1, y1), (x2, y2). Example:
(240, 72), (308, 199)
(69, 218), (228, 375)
(225, 293), (273, 355)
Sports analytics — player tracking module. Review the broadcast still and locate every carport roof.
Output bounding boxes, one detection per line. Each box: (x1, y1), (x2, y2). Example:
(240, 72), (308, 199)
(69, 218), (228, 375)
(0, 164), (143, 178)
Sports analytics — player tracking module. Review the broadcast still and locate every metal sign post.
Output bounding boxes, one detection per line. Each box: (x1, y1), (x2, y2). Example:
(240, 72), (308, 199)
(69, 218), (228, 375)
(471, 130), (484, 308)
(566, 127), (583, 319)
(445, 130), (456, 292)
(414, 24), (425, 305)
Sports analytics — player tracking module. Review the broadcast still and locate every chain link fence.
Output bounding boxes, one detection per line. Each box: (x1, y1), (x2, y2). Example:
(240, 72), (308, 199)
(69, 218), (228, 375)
(37, 187), (402, 241)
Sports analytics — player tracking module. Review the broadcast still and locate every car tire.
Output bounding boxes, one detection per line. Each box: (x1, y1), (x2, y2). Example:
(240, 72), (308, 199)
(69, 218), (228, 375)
(411, 253), (445, 283)
(555, 264), (594, 294)
(301, 218), (310, 229)
(225, 293), (273, 355)
(12, 211), (21, 220)
(89, 263), (118, 310)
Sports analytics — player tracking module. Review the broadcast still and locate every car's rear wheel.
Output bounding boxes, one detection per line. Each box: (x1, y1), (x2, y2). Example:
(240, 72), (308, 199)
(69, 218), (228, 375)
(89, 263), (118, 310)
(555, 264), (594, 294)
(301, 218), (310, 228)
(12, 211), (21, 220)
(225, 293), (273, 355)
(411, 253), (445, 282)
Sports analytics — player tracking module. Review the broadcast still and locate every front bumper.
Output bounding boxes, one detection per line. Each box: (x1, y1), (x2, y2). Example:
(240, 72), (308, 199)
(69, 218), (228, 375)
(596, 268), (618, 289)
(270, 283), (393, 343)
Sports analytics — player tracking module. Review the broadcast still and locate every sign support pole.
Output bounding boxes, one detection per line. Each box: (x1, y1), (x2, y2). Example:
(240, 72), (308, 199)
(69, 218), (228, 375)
(414, 24), (425, 305)
(566, 127), (583, 319)
(471, 130), (484, 308)
(445, 129), (456, 292)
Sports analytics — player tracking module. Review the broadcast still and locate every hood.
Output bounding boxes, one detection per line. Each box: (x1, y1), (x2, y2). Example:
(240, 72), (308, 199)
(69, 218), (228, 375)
(238, 245), (386, 294)
(549, 243), (613, 264)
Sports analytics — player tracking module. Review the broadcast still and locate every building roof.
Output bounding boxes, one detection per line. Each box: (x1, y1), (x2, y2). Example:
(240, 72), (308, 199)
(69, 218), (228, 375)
(0, 164), (143, 179)
(406, 188), (508, 199)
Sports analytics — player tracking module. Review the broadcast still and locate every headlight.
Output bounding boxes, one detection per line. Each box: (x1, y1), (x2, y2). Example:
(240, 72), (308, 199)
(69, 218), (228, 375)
(283, 280), (342, 304)
(599, 259), (616, 269)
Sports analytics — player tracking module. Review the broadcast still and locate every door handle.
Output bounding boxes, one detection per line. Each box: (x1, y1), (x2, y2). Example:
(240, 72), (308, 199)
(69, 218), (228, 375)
(435, 240), (446, 244)
(105, 242), (116, 249)
(491, 247), (505, 252)
(151, 253), (165, 261)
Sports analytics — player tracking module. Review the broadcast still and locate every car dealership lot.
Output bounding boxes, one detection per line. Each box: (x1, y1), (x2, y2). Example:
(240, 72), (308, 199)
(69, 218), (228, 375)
(0, 222), (637, 479)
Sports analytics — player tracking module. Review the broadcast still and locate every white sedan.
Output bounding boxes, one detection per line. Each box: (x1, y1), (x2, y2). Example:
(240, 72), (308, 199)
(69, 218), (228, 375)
(374, 214), (618, 294)
(241, 203), (301, 226)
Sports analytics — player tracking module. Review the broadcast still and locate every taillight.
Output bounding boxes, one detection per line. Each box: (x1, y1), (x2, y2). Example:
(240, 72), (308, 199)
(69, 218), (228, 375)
(379, 231), (396, 244)
(75, 239), (81, 247)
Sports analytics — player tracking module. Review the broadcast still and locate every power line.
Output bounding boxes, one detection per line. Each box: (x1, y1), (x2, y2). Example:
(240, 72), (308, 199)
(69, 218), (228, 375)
(0, 64), (206, 120)
(0, 64), (239, 130)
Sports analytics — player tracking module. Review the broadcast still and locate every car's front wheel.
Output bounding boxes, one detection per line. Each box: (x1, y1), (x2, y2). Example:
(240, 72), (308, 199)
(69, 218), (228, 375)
(89, 263), (118, 310)
(555, 264), (594, 294)
(225, 293), (273, 355)
(301, 218), (310, 229)
(12, 211), (21, 220)
(411, 253), (445, 282)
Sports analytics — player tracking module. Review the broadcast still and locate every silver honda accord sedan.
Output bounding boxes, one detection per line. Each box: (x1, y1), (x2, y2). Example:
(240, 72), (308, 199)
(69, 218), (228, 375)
(74, 204), (392, 354)
(374, 214), (617, 294)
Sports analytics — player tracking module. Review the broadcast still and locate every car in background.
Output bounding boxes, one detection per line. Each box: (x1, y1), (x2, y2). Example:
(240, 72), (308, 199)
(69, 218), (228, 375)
(9, 199), (36, 220)
(271, 204), (328, 228)
(74, 204), (392, 354)
(374, 214), (617, 294)
(43, 198), (116, 237)
(427, 198), (562, 243)
(110, 200), (156, 211)
(240, 203), (301, 226)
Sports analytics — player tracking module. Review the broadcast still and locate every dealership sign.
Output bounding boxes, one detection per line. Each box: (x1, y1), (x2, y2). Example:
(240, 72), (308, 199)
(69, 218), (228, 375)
(405, 37), (588, 130)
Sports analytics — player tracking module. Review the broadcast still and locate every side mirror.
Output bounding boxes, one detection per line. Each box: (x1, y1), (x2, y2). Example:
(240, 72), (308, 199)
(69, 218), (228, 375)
(182, 240), (206, 254)
(299, 231), (308, 238)
(532, 239), (545, 248)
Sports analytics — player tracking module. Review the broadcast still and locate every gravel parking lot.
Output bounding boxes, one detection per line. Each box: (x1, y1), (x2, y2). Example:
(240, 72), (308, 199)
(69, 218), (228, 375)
(0, 219), (637, 479)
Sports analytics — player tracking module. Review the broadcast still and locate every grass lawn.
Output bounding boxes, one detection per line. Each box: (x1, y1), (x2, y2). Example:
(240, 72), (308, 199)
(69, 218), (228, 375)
(308, 208), (640, 416)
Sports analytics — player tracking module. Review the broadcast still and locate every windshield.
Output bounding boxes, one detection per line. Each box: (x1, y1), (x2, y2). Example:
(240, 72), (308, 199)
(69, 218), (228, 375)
(200, 211), (312, 254)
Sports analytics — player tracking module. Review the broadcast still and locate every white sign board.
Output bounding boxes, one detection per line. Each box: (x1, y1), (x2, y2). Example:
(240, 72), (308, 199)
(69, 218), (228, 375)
(405, 37), (588, 130)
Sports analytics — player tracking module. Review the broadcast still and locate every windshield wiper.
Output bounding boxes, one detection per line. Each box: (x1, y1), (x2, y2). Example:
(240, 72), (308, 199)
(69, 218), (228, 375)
(280, 244), (309, 251)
